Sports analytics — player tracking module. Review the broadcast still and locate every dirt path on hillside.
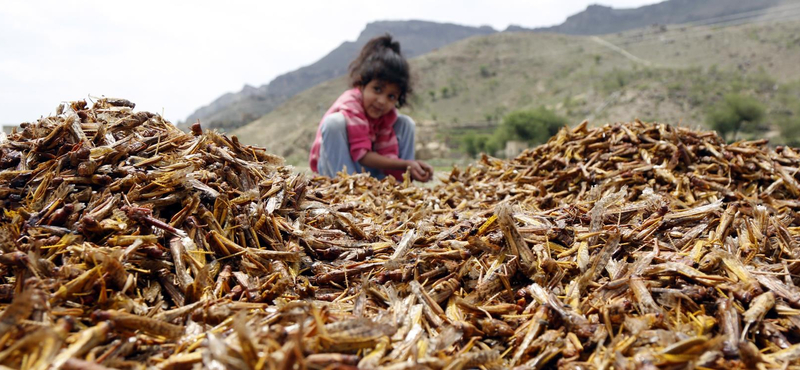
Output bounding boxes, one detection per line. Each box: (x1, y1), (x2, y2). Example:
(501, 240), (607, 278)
(591, 36), (654, 66)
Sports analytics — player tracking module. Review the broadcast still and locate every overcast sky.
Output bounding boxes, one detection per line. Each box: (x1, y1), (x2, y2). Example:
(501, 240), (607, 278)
(0, 0), (662, 125)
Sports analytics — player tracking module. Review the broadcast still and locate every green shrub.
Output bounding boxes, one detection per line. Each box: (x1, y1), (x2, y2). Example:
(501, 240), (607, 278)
(460, 132), (502, 157)
(707, 94), (765, 141)
(776, 99), (800, 147)
(461, 132), (485, 158)
(471, 108), (567, 158)
(496, 108), (567, 145)
(460, 108), (567, 157)
(485, 135), (504, 157)
(480, 65), (492, 78)
(778, 114), (800, 147)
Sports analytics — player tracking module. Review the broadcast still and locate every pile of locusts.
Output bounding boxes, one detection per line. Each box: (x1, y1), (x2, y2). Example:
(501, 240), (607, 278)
(1, 99), (800, 370)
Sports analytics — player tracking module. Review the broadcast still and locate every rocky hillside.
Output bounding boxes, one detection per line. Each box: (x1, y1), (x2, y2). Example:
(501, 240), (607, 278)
(180, 21), (495, 131)
(183, 0), (787, 133)
(230, 18), (800, 164)
(529, 0), (782, 35)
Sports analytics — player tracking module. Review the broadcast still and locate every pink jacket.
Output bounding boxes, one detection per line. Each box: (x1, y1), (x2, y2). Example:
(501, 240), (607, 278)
(309, 88), (403, 180)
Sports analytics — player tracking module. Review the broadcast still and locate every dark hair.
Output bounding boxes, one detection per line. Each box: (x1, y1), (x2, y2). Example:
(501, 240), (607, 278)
(349, 34), (412, 108)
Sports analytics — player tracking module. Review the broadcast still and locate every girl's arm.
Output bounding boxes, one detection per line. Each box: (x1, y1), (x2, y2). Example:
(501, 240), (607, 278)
(358, 151), (411, 170)
(359, 152), (433, 182)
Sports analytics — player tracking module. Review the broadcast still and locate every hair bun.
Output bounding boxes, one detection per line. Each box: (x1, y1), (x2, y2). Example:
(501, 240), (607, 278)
(380, 34), (401, 54)
(389, 41), (401, 54)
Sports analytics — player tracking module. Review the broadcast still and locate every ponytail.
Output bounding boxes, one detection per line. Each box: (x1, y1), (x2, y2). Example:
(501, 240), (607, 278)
(352, 34), (401, 65)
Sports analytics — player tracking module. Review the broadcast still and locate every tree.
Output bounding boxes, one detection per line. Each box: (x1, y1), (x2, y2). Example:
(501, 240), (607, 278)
(707, 94), (765, 141)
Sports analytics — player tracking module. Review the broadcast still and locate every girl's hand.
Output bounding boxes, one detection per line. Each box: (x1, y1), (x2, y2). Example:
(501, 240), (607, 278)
(358, 153), (432, 182)
(408, 160), (433, 182)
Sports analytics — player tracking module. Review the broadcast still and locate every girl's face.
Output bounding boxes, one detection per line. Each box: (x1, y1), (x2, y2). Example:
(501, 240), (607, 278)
(360, 80), (400, 119)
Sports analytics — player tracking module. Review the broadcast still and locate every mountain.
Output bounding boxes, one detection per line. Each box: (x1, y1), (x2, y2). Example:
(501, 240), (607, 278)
(528, 0), (783, 35)
(230, 17), (800, 164)
(185, 0), (788, 133)
(181, 21), (495, 130)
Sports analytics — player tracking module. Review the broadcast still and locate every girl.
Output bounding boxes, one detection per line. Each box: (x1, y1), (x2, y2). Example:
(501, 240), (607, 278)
(309, 34), (433, 182)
